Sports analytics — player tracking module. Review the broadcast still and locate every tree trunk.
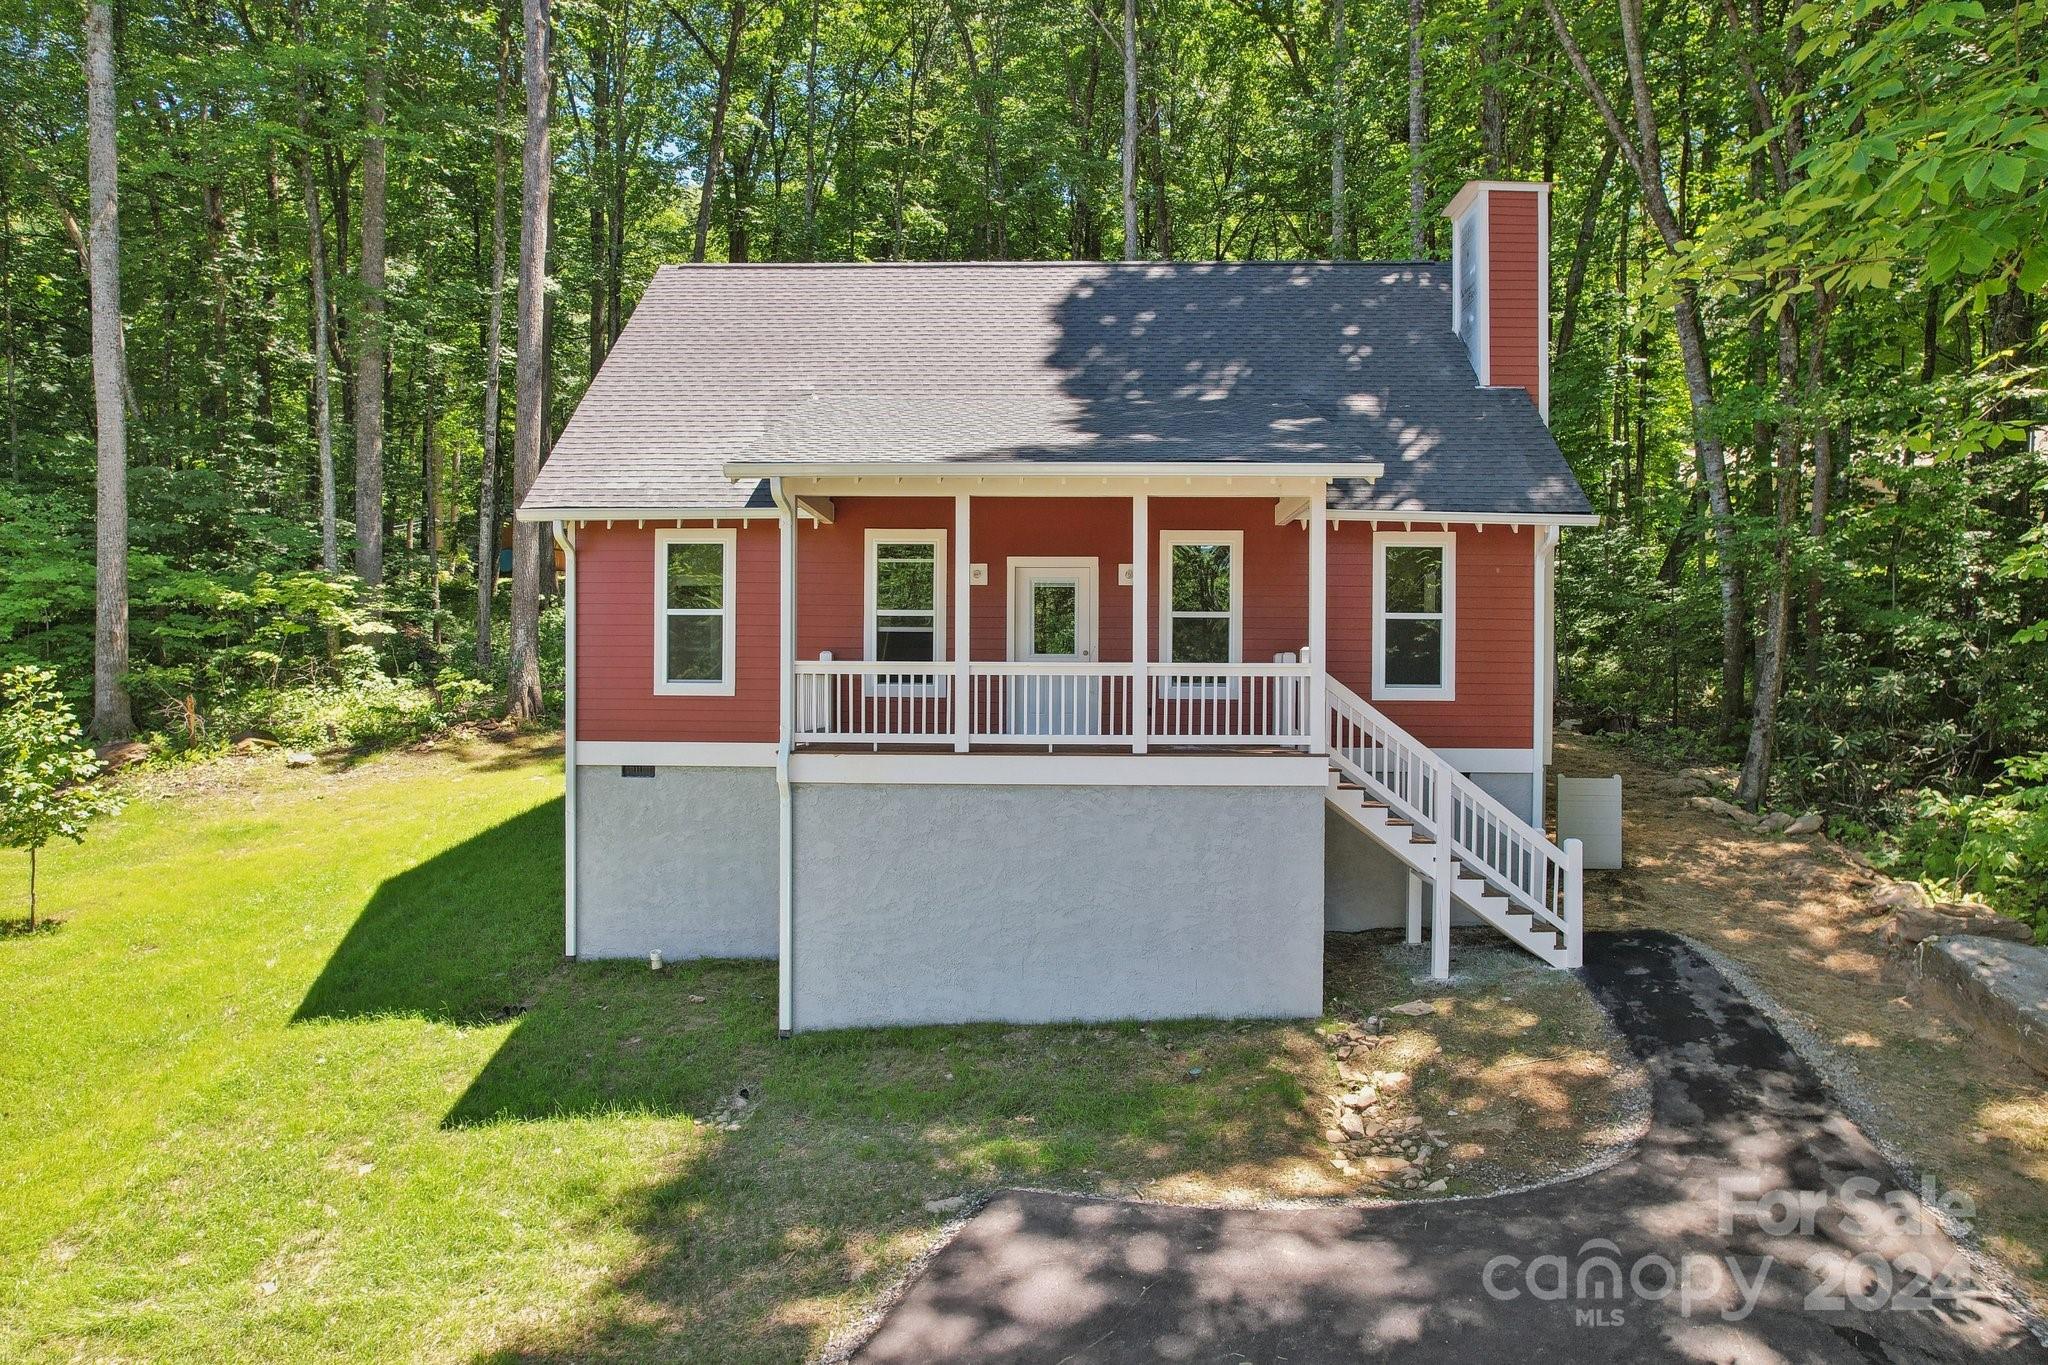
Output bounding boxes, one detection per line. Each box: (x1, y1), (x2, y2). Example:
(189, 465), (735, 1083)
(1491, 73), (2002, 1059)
(684, 0), (747, 264)
(1737, 302), (1804, 808)
(1329, 0), (1346, 257)
(353, 0), (389, 582)
(424, 387), (442, 646)
(478, 0), (512, 671)
(803, 0), (820, 259)
(1121, 0), (1138, 259)
(1406, 0), (1425, 257)
(26, 846), (34, 931)
(505, 0), (553, 721)
(293, 10), (339, 575)
(1554, 139), (1615, 356)
(84, 0), (133, 741)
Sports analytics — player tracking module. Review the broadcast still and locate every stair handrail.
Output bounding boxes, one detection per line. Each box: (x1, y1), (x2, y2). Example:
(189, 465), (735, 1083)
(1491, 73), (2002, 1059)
(1325, 676), (1580, 955)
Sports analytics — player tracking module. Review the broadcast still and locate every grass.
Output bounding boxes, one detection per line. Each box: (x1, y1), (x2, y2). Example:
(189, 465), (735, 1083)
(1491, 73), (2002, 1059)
(2, 735), (1633, 1362)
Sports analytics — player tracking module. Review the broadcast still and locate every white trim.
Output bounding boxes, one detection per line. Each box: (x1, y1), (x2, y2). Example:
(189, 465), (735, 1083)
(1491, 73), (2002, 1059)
(724, 460), (1384, 483)
(954, 496), (972, 752)
(556, 521), (578, 959)
(516, 505), (822, 524)
(1441, 178), (1555, 222)
(653, 526), (738, 696)
(1006, 557), (1101, 662)
(1536, 184), (1553, 424)
(863, 528), (949, 694)
(1131, 495), (1150, 754)
(1158, 530), (1244, 684)
(576, 741), (780, 767)
(1330, 510), (1600, 528)
(1534, 525), (1559, 822)
(788, 751), (1330, 787)
(1476, 194), (1492, 385)
(773, 480), (796, 1036)
(1437, 747), (1537, 774)
(1306, 484), (1328, 755)
(1372, 530), (1457, 703)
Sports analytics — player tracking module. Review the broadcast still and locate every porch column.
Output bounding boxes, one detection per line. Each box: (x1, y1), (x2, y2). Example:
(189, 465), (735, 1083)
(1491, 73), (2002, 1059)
(954, 493), (971, 752)
(1131, 493), (1149, 754)
(1306, 481), (1328, 753)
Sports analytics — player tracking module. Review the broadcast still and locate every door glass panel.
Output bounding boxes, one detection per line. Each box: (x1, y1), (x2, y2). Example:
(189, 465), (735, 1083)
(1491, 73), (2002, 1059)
(1032, 581), (1078, 655)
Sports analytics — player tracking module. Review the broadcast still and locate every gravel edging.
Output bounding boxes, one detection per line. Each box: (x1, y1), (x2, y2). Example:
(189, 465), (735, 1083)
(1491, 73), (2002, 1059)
(1676, 932), (2048, 1345)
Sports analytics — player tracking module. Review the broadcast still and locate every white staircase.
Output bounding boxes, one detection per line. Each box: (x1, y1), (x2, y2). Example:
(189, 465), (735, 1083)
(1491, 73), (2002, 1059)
(1323, 677), (1583, 976)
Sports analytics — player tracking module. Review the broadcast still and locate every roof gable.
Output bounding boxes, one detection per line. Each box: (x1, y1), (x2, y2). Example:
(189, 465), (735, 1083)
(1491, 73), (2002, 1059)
(522, 261), (1591, 518)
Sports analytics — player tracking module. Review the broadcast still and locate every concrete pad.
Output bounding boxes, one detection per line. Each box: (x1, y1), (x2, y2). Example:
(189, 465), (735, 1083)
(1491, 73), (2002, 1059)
(1921, 935), (2048, 1076)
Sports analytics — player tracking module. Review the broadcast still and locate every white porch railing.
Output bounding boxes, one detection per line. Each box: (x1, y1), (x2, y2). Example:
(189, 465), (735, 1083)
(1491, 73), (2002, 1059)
(1145, 662), (1313, 745)
(792, 655), (1314, 748)
(1326, 676), (1582, 964)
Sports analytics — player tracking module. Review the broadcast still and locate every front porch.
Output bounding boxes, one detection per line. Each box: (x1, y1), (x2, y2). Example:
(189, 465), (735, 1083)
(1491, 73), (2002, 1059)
(765, 478), (1334, 755)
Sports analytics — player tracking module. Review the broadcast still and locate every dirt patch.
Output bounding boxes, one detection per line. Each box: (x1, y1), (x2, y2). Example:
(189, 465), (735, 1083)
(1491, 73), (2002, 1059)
(1555, 732), (2048, 1310)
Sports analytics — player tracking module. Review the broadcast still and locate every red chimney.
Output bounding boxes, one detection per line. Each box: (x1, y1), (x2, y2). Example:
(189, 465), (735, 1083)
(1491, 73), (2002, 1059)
(1444, 181), (1552, 423)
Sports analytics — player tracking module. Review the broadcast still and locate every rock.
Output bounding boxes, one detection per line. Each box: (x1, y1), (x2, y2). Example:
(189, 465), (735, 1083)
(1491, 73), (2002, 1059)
(95, 739), (149, 771)
(1786, 812), (1825, 837)
(1323, 1127), (1348, 1144)
(924, 1194), (970, 1215)
(1425, 1179), (1448, 1193)
(1652, 774), (1709, 796)
(1340, 1087), (1378, 1110)
(1870, 882), (1929, 912)
(1370, 1070), (1411, 1094)
(1757, 811), (1795, 833)
(1387, 1000), (1436, 1017)
(687, 994), (708, 1004)
(1357, 1156), (1412, 1179)
(1691, 795), (1759, 827)
(1339, 1112), (1366, 1140)
(1364, 1016), (1383, 1033)
(1892, 906), (2033, 945)
(1933, 899), (1998, 920)
(1384, 1115), (1425, 1136)
(285, 750), (316, 768)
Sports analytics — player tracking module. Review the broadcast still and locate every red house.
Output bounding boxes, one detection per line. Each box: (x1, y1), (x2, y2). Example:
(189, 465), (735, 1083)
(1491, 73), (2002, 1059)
(519, 180), (1595, 1033)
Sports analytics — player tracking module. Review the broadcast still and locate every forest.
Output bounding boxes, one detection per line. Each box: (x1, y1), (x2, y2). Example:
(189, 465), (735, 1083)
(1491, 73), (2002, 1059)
(0, 0), (2043, 918)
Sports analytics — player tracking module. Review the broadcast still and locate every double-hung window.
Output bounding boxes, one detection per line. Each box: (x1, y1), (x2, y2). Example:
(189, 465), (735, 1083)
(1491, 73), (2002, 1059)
(864, 530), (947, 693)
(1160, 531), (1242, 692)
(654, 527), (737, 696)
(1372, 531), (1455, 701)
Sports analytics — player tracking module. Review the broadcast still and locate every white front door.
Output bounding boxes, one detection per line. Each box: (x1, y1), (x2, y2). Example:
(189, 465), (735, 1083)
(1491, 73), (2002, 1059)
(1007, 559), (1100, 737)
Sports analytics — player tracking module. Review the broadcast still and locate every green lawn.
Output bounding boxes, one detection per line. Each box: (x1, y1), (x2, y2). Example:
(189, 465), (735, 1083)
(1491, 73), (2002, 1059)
(1, 736), (1631, 1361)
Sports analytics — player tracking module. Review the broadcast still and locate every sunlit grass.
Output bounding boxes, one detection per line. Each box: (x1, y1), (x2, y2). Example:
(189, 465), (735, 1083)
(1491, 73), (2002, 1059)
(0, 737), (1633, 1361)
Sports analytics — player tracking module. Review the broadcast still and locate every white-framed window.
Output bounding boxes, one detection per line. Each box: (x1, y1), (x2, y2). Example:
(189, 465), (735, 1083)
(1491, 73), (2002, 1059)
(1159, 531), (1243, 687)
(864, 529), (947, 693)
(1372, 530), (1456, 702)
(654, 527), (737, 696)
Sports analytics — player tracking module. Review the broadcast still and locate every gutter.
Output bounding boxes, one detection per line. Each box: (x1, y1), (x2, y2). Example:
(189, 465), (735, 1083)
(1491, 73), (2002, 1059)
(722, 459), (1387, 482)
(768, 478), (797, 1037)
(553, 519), (578, 960)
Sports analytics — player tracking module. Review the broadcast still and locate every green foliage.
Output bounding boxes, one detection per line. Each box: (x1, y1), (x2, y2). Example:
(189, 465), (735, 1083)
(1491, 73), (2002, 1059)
(1888, 754), (2048, 933)
(0, 665), (123, 925)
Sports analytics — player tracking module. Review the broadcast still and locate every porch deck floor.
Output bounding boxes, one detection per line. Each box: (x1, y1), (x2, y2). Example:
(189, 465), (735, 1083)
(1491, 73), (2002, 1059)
(792, 742), (1317, 758)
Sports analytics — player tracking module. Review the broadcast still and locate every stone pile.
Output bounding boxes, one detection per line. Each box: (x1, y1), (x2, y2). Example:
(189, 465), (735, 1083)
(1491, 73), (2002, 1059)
(1318, 1018), (1453, 1195)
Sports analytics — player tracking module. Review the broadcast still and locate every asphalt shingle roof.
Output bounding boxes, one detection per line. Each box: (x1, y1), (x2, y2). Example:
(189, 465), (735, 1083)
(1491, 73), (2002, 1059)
(521, 261), (1592, 518)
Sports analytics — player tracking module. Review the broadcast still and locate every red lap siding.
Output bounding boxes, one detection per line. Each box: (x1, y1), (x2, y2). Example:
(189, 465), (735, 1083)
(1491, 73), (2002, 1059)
(1486, 189), (1543, 401)
(572, 501), (1534, 754)
(575, 519), (780, 742)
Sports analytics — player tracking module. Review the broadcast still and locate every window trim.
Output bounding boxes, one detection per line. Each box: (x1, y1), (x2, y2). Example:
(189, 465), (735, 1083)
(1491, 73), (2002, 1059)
(653, 526), (738, 697)
(863, 528), (948, 696)
(1158, 530), (1244, 694)
(1372, 530), (1457, 702)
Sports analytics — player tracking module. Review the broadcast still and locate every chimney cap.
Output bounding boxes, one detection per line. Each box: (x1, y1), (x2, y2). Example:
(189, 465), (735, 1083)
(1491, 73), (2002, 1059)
(1443, 180), (1553, 222)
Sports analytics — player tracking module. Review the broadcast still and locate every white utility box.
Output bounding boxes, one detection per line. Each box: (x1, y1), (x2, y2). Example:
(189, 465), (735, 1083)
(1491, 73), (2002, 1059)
(1556, 774), (1624, 869)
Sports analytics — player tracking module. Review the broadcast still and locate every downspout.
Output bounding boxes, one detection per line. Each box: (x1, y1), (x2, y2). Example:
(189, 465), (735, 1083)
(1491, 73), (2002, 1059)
(1533, 524), (1559, 827)
(769, 479), (796, 1037)
(554, 518), (578, 959)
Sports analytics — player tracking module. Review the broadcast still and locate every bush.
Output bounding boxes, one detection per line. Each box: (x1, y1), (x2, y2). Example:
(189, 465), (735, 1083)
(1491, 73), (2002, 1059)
(1890, 753), (2048, 935)
(214, 669), (498, 752)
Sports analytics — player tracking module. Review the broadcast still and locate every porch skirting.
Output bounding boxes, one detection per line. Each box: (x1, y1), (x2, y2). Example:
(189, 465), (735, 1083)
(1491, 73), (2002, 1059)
(788, 782), (1324, 1031)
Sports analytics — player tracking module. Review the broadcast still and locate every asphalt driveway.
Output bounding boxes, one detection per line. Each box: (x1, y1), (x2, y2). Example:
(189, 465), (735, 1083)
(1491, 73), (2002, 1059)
(851, 931), (2043, 1362)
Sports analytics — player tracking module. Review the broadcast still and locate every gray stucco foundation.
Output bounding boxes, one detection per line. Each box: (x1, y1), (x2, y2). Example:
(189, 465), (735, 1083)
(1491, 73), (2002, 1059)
(789, 783), (1324, 1030)
(574, 764), (778, 959)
